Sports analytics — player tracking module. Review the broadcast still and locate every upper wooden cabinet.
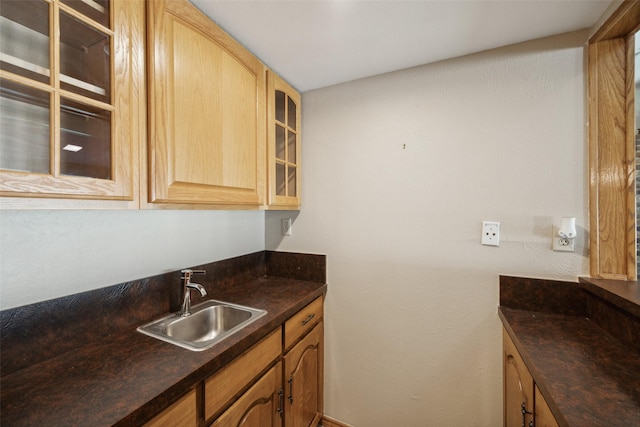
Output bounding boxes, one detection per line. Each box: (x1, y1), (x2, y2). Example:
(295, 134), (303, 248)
(0, 0), (145, 208)
(146, 0), (266, 208)
(266, 71), (301, 210)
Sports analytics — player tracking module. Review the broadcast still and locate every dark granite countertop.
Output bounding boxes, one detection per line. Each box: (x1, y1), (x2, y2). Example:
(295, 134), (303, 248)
(579, 277), (640, 318)
(1, 277), (327, 426)
(499, 307), (640, 427)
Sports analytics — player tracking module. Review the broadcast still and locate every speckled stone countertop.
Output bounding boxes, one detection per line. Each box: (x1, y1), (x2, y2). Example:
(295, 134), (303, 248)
(0, 252), (327, 426)
(499, 276), (640, 427)
(500, 307), (640, 427)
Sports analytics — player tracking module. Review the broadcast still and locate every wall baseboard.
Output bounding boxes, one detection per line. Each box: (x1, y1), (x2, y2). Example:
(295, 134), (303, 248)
(322, 415), (353, 427)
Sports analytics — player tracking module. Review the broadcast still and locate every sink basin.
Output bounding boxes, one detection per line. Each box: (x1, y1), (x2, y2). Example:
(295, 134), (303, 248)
(137, 300), (266, 351)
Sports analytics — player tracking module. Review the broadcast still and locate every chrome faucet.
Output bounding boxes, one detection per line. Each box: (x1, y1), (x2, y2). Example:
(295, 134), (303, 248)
(180, 269), (207, 317)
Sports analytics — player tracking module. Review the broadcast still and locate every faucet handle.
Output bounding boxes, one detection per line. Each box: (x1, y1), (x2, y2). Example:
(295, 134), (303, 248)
(181, 269), (206, 281)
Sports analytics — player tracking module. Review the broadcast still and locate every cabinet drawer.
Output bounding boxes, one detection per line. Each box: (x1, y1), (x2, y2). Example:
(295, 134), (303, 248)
(144, 389), (197, 427)
(284, 297), (323, 350)
(204, 328), (282, 420)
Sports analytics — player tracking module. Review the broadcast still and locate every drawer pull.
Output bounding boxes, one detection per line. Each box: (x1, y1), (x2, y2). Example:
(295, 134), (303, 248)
(521, 402), (532, 427)
(277, 388), (284, 417)
(301, 314), (315, 325)
(288, 377), (294, 404)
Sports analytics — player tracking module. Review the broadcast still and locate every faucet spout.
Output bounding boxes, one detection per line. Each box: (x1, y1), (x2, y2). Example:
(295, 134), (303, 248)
(180, 269), (207, 317)
(187, 282), (207, 296)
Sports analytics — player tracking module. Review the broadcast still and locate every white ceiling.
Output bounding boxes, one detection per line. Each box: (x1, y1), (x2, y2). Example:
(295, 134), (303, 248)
(191, 0), (613, 92)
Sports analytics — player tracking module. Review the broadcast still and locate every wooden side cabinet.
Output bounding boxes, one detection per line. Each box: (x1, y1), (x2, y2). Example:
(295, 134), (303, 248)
(147, 0), (266, 208)
(503, 329), (558, 427)
(266, 70), (301, 210)
(0, 0), (145, 208)
(283, 297), (324, 427)
(284, 322), (323, 427)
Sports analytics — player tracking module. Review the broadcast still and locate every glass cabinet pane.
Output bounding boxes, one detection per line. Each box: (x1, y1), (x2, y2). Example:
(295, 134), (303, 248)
(59, 10), (110, 103)
(61, 0), (110, 27)
(0, 79), (51, 174)
(0, 0), (50, 84)
(287, 130), (296, 164)
(275, 90), (285, 123)
(287, 96), (296, 130)
(287, 166), (296, 197)
(276, 124), (286, 160)
(60, 97), (111, 179)
(276, 162), (285, 196)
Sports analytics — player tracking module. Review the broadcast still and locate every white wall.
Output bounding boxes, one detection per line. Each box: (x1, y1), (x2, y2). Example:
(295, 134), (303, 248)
(266, 31), (589, 426)
(0, 210), (264, 310)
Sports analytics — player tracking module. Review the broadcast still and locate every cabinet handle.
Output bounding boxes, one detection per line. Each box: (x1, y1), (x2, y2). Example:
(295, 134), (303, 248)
(288, 376), (294, 404)
(521, 402), (533, 427)
(302, 313), (315, 325)
(277, 388), (284, 417)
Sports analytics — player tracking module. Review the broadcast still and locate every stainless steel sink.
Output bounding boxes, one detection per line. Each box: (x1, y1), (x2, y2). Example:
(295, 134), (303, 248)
(137, 300), (266, 351)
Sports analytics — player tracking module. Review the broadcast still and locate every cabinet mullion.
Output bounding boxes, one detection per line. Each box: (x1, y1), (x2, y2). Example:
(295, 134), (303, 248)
(58, 89), (114, 112)
(51, 1), (61, 177)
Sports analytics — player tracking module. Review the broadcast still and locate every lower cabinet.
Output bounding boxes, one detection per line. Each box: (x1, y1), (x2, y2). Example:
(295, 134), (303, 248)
(144, 389), (197, 427)
(204, 329), (282, 422)
(503, 328), (558, 427)
(144, 297), (325, 426)
(283, 322), (323, 427)
(211, 362), (283, 427)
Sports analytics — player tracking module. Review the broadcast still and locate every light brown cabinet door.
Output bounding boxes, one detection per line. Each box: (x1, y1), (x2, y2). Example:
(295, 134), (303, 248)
(0, 0), (144, 208)
(504, 330), (534, 427)
(205, 329), (282, 421)
(535, 385), (559, 427)
(210, 362), (283, 427)
(283, 322), (323, 427)
(147, 0), (265, 208)
(266, 70), (301, 210)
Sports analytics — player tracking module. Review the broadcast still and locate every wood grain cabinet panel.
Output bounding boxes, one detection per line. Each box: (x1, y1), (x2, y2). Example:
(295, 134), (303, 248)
(205, 328), (282, 421)
(284, 296), (323, 351)
(144, 389), (197, 427)
(210, 362), (283, 427)
(147, 0), (265, 208)
(503, 329), (559, 427)
(283, 321), (323, 427)
(535, 385), (559, 427)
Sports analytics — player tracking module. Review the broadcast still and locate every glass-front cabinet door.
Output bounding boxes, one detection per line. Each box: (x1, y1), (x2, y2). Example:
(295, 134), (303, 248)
(267, 71), (301, 209)
(0, 0), (143, 207)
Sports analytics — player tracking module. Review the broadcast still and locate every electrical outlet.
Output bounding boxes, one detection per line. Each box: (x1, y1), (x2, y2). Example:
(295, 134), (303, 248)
(282, 218), (292, 236)
(481, 221), (500, 246)
(552, 225), (575, 252)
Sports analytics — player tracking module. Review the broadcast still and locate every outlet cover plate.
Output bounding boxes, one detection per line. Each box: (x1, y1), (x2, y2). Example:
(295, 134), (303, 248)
(481, 221), (500, 246)
(552, 225), (575, 252)
(282, 218), (292, 236)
